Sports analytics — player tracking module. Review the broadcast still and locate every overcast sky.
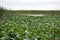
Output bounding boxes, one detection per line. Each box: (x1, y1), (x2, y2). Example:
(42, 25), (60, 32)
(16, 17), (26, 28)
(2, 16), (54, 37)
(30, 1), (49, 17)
(0, 0), (60, 10)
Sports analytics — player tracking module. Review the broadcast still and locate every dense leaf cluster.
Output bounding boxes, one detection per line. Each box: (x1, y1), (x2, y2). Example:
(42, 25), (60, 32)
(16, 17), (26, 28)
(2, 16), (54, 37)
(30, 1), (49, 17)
(0, 14), (60, 40)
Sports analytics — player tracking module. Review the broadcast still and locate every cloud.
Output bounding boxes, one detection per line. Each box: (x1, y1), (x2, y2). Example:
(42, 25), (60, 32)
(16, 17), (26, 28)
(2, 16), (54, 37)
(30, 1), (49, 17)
(0, 0), (60, 10)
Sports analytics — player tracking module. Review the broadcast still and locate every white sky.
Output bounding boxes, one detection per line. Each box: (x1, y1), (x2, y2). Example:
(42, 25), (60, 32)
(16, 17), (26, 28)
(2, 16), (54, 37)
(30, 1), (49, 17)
(0, 0), (60, 10)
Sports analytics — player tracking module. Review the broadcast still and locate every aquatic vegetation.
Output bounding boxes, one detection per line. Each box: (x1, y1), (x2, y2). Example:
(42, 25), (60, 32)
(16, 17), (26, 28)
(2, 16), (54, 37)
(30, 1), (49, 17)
(0, 14), (60, 40)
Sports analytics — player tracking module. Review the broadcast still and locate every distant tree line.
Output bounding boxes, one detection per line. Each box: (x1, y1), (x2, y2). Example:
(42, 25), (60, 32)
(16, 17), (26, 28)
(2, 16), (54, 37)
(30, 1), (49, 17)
(0, 7), (60, 18)
(14, 10), (60, 16)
